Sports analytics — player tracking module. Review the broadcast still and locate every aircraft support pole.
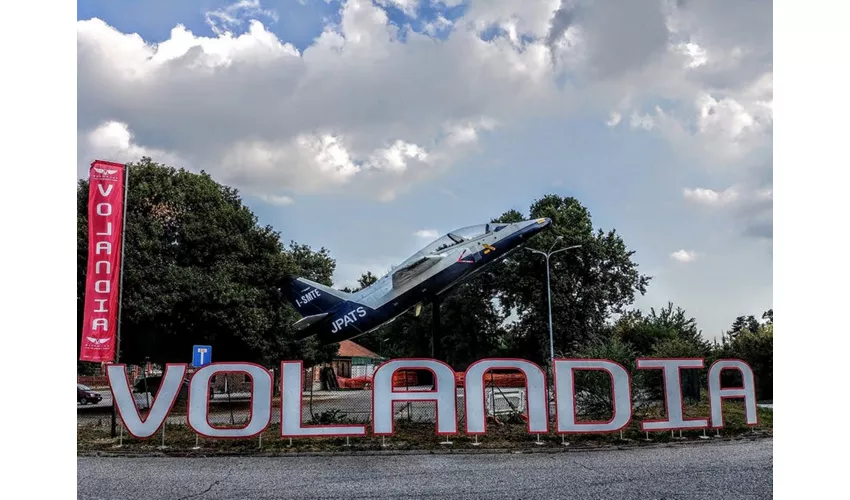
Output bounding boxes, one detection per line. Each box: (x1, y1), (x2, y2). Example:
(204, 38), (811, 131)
(431, 299), (441, 360)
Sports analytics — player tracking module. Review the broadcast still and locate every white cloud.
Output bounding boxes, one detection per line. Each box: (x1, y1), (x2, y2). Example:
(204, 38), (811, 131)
(414, 229), (439, 239)
(77, 0), (771, 205)
(375, 0), (420, 18)
(79, 121), (185, 173)
(256, 194), (295, 206)
(670, 249), (697, 263)
(205, 0), (279, 36)
(683, 187), (739, 207)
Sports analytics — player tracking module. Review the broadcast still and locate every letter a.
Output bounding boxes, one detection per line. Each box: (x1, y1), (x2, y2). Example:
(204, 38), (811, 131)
(464, 359), (548, 435)
(707, 359), (758, 428)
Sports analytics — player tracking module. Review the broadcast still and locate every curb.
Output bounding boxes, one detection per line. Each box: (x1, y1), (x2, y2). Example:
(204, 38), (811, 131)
(78, 433), (771, 459)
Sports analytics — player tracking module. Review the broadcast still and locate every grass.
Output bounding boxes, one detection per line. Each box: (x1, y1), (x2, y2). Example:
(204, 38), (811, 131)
(77, 398), (772, 456)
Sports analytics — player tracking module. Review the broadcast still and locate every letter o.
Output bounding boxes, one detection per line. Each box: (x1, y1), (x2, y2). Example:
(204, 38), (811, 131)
(94, 280), (110, 293)
(96, 203), (112, 216)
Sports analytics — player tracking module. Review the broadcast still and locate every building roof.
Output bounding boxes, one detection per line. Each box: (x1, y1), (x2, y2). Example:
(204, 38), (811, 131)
(337, 340), (382, 359)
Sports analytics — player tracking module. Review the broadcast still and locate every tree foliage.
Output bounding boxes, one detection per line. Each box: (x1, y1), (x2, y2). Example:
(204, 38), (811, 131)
(77, 158), (337, 367)
(492, 194), (651, 364)
(612, 302), (711, 357)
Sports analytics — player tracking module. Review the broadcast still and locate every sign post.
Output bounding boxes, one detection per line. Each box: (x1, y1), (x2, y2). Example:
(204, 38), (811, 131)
(191, 345), (212, 450)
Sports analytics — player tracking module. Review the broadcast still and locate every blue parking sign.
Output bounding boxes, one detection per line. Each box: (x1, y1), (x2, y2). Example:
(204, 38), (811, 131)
(192, 345), (212, 368)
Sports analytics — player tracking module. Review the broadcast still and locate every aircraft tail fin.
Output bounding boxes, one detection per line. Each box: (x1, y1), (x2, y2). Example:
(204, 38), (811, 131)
(278, 275), (351, 316)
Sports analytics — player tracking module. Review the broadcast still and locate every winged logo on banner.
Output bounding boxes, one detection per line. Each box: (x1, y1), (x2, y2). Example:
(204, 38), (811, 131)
(85, 337), (110, 344)
(94, 167), (118, 175)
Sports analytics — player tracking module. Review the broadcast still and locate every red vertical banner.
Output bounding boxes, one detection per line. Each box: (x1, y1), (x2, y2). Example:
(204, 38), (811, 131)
(80, 160), (127, 362)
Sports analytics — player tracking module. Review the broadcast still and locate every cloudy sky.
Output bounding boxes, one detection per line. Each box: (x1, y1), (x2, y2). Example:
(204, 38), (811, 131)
(76, 0), (772, 340)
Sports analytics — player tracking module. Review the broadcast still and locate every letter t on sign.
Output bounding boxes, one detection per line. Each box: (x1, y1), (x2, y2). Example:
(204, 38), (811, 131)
(192, 345), (212, 368)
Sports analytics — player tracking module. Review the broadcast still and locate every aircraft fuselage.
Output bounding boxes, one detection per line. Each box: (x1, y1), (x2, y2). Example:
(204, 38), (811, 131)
(280, 218), (553, 345)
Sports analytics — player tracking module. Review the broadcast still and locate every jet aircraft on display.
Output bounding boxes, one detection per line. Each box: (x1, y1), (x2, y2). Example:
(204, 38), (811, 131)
(279, 218), (553, 345)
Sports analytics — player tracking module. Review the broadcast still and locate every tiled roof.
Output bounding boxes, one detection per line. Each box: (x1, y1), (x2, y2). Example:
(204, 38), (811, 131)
(337, 340), (382, 359)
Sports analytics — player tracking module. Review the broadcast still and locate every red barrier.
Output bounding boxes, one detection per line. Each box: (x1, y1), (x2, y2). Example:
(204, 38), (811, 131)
(332, 370), (529, 391)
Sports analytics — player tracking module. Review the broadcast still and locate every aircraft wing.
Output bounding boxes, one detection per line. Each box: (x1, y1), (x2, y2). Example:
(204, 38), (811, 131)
(391, 253), (445, 288)
(292, 312), (330, 331)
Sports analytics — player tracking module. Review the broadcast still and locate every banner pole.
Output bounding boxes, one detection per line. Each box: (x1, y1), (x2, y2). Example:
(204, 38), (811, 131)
(110, 163), (130, 438)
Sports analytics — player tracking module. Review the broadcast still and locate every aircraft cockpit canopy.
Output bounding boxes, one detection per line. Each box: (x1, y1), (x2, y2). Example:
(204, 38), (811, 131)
(422, 223), (510, 254)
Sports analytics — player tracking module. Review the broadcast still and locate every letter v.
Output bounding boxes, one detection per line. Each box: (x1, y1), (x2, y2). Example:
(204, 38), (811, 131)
(97, 183), (114, 196)
(107, 363), (187, 438)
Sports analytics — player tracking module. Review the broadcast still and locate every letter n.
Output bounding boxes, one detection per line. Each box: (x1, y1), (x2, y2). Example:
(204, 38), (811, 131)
(707, 359), (759, 428)
(372, 359), (458, 436)
(280, 361), (366, 437)
(107, 363), (187, 439)
(464, 358), (548, 435)
(554, 359), (632, 434)
(187, 362), (273, 438)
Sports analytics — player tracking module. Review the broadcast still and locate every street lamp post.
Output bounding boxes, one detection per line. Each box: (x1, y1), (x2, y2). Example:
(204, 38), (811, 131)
(525, 237), (582, 366)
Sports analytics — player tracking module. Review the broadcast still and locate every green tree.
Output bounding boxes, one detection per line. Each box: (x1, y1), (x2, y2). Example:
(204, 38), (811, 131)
(77, 157), (337, 369)
(492, 195), (651, 364)
(727, 315), (760, 339)
(612, 302), (711, 356)
(713, 320), (773, 400)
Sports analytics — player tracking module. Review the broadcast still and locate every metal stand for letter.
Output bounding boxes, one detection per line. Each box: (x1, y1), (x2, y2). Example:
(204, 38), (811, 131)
(158, 425), (167, 450)
(192, 434), (201, 450)
(440, 435), (453, 446)
(472, 435), (480, 446)
(699, 428), (709, 440)
(161, 426), (167, 449)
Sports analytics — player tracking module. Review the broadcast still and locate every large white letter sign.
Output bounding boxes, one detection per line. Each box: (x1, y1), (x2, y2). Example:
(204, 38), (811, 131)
(554, 359), (632, 433)
(107, 363), (187, 438)
(464, 359), (548, 435)
(636, 358), (708, 431)
(280, 361), (366, 437)
(187, 362), (272, 438)
(707, 359), (758, 428)
(372, 359), (458, 436)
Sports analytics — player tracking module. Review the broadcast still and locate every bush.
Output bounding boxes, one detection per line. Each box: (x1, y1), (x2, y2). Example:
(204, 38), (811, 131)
(569, 336), (639, 420)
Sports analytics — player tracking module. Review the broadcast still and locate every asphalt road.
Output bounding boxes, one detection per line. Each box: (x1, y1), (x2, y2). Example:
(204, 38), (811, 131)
(77, 438), (772, 499)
